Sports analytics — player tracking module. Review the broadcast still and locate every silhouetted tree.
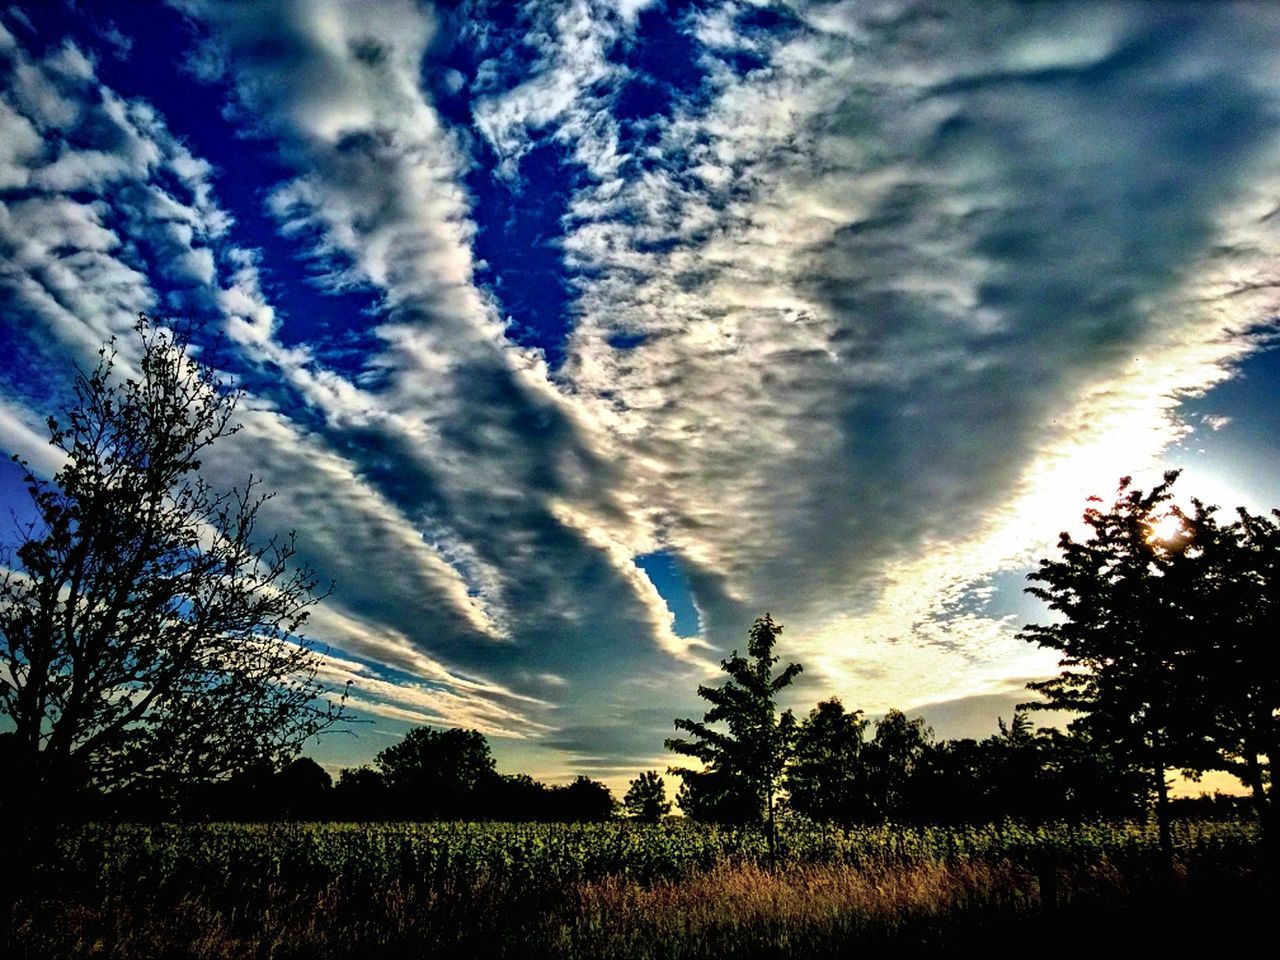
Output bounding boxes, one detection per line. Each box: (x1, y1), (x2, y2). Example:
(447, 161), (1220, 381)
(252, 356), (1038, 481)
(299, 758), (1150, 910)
(0, 316), (345, 821)
(671, 767), (759, 823)
(332, 766), (388, 821)
(374, 726), (497, 819)
(622, 770), (670, 822)
(551, 775), (617, 821)
(785, 698), (869, 825)
(272, 757), (333, 820)
(1019, 472), (1202, 857)
(666, 613), (802, 856)
(865, 709), (932, 821)
(1176, 501), (1279, 849)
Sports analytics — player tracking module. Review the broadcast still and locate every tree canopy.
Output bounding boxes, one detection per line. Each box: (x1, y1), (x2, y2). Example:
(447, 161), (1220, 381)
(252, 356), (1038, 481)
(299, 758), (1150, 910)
(622, 770), (671, 822)
(666, 613), (802, 844)
(1018, 470), (1279, 855)
(0, 316), (345, 819)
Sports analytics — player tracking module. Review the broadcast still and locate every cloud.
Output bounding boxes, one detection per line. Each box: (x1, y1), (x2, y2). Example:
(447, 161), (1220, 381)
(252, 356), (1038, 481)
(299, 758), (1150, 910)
(7, 1), (1280, 777)
(559, 1), (1280, 702)
(0, 13), (549, 739)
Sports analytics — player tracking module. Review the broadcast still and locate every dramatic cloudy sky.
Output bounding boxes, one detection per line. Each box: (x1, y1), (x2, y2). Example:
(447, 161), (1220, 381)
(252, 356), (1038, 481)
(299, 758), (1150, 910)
(3, 0), (1280, 791)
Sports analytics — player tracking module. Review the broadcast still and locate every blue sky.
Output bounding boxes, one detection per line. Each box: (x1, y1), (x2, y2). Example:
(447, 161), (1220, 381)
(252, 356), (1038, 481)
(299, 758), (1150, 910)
(3, 0), (1279, 791)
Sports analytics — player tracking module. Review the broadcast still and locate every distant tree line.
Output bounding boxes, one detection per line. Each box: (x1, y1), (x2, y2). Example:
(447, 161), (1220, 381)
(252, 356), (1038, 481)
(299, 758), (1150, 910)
(663, 617), (1152, 827)
(666, 473), (1278, 861)
(94, 725), (622, 823)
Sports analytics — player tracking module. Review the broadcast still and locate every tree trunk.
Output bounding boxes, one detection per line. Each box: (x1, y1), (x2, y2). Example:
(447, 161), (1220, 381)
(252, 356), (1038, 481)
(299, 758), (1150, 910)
(766, 788), (777, 871)
(1154, 761), (1172, 862)
(1264, 744), (1279, 870)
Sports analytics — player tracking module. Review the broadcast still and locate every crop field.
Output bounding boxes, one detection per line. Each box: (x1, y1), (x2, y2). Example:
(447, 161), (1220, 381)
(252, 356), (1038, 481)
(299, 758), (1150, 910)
(5, 818), (1268, 959)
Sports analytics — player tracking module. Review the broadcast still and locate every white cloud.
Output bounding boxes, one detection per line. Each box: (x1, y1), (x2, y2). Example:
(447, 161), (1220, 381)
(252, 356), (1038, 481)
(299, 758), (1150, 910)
(559, 0), (1280, 707)
(8, 1), (1280, 773)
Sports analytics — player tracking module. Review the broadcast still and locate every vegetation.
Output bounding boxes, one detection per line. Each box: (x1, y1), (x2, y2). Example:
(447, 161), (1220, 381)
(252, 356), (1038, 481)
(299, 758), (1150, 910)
(1020, 471), (1279, 854)
(0, 316), (345, 822)
(665, 613), (801, 856)
(4, 317), (1278, 955)
(622, 770), (670, 822)
(3, 819), (1264, 958)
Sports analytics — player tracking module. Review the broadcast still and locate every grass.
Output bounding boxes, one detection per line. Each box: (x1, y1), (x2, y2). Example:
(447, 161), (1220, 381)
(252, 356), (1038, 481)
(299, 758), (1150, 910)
(6, 820), (1270, 958)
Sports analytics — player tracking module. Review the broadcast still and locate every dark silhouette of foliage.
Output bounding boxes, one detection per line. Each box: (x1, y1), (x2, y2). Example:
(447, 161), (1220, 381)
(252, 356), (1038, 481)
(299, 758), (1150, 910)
(1171, 498), (1279, 848)
(550, 775), (618, 822)
(622, 770), (670, 822)
(333, 766), (389, 821)
(374, 726), (498, 819)
(670, 767), (760, 824)
(666, 613), (802, 855)
(864, 709), (933, 821)
(785, 698), (868, 825)
(0, 315), (345, 821)
(1013, 473), (1264, 855)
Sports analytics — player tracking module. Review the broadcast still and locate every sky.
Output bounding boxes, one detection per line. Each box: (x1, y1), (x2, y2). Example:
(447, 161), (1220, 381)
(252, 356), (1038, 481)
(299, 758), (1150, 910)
(2, 0), (1279, 796)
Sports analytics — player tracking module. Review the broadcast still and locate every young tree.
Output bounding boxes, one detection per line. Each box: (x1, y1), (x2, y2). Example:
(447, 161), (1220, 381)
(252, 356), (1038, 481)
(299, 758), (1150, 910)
(0, 315), (345, 819)
(622, 770), (671, 822)
(666, 613), (802, 854)
(1018, 472), (1201, 857)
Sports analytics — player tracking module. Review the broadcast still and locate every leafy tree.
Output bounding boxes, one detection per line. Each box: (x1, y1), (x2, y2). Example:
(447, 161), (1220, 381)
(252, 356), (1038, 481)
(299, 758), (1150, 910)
(332, 766), (389, 821)
(374, 726), (498, 819)
(864, 709), (932, 821)
(670, 767), (759, 823)
(622, 770), (671, 822)
(550, 775), (617, 822)
(1176, 501), (1279, 848)
(0, 316), (344, 820)
(785, 697), (868, 825)
(666, 613), (802, 853)
(1018, 471), (1203, 856)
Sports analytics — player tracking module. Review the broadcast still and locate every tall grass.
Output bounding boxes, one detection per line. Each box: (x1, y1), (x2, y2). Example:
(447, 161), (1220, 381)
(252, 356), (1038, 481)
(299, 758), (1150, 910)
(6, 820), (1267, 958)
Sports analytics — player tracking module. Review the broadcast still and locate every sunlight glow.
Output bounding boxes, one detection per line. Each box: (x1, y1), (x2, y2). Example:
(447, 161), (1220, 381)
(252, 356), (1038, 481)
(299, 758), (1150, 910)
(1146, 513), (1185, 544)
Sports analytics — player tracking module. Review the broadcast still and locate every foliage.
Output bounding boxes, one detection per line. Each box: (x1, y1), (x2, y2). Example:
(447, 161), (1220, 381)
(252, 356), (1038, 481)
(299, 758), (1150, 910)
(0, 316), (344, 819)
(1174, 500), (1279, 840)
(1018, 470), (1280, 853)
(785, 698), (868, 825)
(865, 709), (933, 821)
(374, 726), (498, 819)
(7, 820), (1266, 958)
(29, 818), (1260, 895)
(666, 614), (802, 830)
(551, 775), (619, 822)
(623, 770), (671, 822)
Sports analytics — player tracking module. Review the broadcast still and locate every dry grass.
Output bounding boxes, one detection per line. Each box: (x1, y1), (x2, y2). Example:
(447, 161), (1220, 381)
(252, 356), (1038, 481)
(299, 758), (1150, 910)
(7, 855), (1262, 959)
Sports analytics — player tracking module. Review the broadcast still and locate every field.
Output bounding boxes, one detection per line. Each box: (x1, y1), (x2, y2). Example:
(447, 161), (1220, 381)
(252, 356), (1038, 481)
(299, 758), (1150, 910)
(6, 819), (1269, 958)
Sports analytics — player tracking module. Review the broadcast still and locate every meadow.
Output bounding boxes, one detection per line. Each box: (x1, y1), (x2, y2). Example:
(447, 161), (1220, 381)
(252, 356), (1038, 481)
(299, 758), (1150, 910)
(6, 819), (1268, 958)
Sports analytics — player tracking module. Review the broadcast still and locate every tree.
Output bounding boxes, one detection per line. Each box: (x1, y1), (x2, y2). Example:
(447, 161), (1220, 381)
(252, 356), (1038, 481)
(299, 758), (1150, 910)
(622, 770), (671, 822)
(374, 726), (498, 819)
(1018, 471), (1203, 857)
(550, 775), (618, 822)
(0, 315), (344, 820)
(864, 709), (932, 821)
(666, 613), (802, 854)
(1176, 501), (1279, 848)
(785, 697), (869, 825)
(332, 766), (389, 821)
